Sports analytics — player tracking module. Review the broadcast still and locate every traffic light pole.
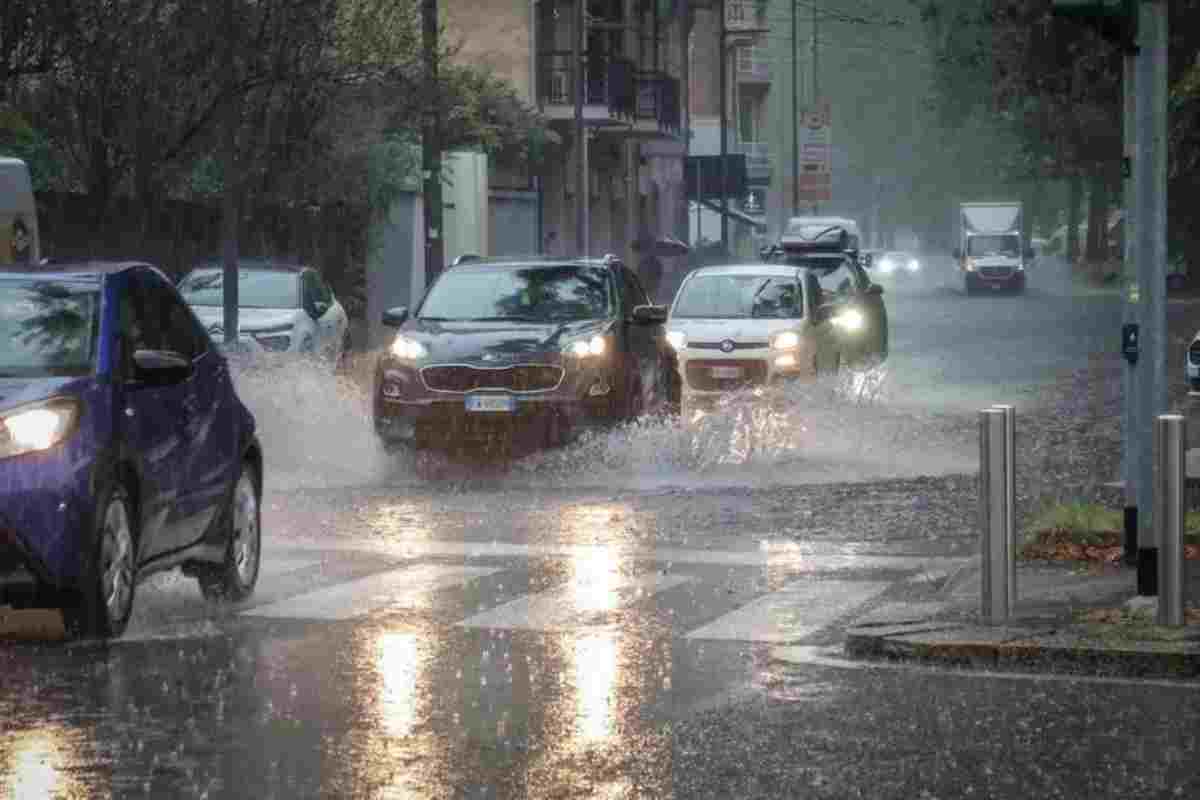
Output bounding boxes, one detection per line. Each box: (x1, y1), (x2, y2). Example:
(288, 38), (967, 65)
(1134, 0), (1169, 595)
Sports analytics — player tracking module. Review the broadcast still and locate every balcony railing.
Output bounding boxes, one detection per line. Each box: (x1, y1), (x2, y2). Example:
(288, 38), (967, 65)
(725, 0), (764, 31)
(735, 46), (770, 81)
(537, 51), (680, 134)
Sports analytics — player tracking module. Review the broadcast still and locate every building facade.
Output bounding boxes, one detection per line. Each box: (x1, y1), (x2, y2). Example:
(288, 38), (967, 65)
(443, 0), (692, 290)
(687, 0), (772, 255)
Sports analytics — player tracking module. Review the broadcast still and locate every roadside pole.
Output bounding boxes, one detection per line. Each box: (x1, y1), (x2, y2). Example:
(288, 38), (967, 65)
(1121, 51), (1138, 567)
(1135, 0), (1168, 595)
(422, 0), (444, 287)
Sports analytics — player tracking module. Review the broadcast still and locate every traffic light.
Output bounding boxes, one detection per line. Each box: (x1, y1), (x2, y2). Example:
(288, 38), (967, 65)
(1051, 0), (1137, 50)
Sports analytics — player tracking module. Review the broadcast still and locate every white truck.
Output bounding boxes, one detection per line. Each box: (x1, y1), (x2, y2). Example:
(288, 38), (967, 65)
(954, 202), (1032, 295)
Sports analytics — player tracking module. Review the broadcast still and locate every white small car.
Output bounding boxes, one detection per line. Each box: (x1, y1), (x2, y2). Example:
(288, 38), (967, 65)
(178, 260), (350, 365)
(666, 263), (854, 416)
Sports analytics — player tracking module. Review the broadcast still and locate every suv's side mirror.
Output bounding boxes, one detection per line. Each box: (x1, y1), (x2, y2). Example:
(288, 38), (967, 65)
(132, 349), (192, 385)
(382, 306), (409, 327)
(631, 304), (668, 325)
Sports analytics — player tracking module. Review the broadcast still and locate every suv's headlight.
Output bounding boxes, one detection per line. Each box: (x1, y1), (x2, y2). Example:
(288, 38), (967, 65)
(564, 335), (607, 358)
(833, 308), (865, 332)
(0, 397), (81, 459)
(771, 331), (801, 350)
(390, 335), (429, 360)
(666, 330), (687, 351)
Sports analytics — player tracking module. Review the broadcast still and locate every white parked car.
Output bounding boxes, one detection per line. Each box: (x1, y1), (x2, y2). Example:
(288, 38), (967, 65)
(178, 260), (350, 365)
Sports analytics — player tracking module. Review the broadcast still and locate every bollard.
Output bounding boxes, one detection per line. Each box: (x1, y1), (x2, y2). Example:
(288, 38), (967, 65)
(980, 408), (1014, 623)
(1156, 414), (1186, 626)
(992, 404), (1018, 602)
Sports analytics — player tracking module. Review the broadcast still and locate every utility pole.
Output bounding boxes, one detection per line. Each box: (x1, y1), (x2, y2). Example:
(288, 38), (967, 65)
(1135, 0), (1168, 594)
(422, 0), (444, 286)
(810, 0), (819, 215)
(1121, 48), (1139, 567)
(718, 0), (728, 252)
(790, 0), (798, 216)
(574, 0), (587, 256)
(220, 0), (239, 347)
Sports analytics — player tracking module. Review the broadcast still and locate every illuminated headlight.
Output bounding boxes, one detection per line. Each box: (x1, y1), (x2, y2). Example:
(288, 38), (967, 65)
(774, 353), (798, 369)
(965, 260), (978, 273)
(907, 259), (920, 272)
(771, 331), (801, 350)
(390, 335), (429, 360)
(878, 259), (896, 274)
(833, 308), (866, 332)
(565, 335), (607, 358)
(666, 330), (687, 351)
(0, 398), (80, 459)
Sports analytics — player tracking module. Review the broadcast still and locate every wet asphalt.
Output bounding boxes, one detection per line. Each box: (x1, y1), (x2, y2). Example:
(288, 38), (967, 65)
(5, 256), (1198, 799)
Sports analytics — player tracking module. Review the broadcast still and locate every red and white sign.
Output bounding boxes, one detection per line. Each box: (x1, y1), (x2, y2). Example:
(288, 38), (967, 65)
(798, 100), (832, 203)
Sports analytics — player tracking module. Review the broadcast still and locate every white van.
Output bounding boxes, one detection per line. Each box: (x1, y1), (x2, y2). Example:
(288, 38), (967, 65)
(0, 157), (40, 265)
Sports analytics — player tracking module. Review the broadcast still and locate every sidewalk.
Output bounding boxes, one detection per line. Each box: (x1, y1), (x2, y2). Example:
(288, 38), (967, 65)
(838, 559), (1200, 679)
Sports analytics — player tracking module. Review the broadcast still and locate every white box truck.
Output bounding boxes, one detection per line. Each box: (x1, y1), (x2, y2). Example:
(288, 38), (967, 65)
(954, 202), (1031, 295)
(0, 157), (40, 265)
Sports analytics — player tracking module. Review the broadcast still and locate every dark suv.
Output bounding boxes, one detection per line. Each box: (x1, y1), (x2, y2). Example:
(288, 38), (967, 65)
(372, 255), (673, 454)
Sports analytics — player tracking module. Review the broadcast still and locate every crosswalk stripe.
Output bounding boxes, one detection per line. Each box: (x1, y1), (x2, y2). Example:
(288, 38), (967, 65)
(685, 580), (888, 643)
(242, 563), (501, 621)
(456, 572), (692, 631)
(273, 537), (962, 572)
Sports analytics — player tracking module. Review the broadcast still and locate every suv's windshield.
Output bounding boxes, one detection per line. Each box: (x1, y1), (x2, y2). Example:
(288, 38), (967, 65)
(418, 265), (612, 322)
(178, 269), (300, 309)
(967, 235), (1020, 257)
(672, 275), (803, 320)
(0, 278), (99, 377)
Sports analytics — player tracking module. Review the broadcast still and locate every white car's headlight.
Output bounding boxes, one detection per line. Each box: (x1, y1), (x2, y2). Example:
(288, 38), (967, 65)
(0, 397), (81, 459)
(666, 330), (687, 351)
(833, 308), (866, 332)
(965, 260), (978, 272)
(771, 331), (801, 350)
(390, 335), (429, 360)
(878, 259), (896, 274)
(907, 259), (920, 272)
(564, 335), (607, 358)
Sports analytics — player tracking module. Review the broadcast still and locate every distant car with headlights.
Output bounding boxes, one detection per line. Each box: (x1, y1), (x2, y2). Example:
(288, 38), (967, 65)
(178, 260), (350, 366)
(871, 250), (922, 281)
(0, 260), (263, 640)
(373, 255), (673, 455)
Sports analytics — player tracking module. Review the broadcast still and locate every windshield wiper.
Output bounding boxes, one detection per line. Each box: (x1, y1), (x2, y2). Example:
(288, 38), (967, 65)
(466, 315), (545, 323)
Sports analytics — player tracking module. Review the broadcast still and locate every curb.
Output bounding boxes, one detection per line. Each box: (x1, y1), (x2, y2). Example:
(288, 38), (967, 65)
(844, 627), (1200, 680)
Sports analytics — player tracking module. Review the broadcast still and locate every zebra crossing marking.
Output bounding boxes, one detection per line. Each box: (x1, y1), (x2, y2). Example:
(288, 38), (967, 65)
(686, 580), (889, 643)
(242, 563), (501, 621)
(456, 572), (693, 631)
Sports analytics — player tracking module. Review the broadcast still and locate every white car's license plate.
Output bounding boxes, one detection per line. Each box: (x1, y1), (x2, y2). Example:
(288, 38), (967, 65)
(465, 394), (516, 413)
(711, 366), (743, 379)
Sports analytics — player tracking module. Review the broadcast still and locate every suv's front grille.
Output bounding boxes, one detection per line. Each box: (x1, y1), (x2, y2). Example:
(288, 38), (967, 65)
(685, 359), (768, 391)
(980, 266), (1013, 279)
(421, 364), (564, 393)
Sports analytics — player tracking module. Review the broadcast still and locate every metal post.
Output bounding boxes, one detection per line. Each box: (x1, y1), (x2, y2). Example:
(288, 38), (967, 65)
(1121, 51), (1139, 566)
(1156, 414), (1186, 625)
(718, 0), (728, 252)
(422, 0), (444, 285)
(790, 0), (798, 216)
(1135, 1), (1168, 595)
(810, 0), (819, 215)
(992, 404), (1018, 599)
(573, 0), (586, 256)
(980, 408), (1014, 623)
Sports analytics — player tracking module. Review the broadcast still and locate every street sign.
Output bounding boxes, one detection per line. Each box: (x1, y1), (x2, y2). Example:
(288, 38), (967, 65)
(1122, 322), (1139, 364)
(798, 100), (832, 204)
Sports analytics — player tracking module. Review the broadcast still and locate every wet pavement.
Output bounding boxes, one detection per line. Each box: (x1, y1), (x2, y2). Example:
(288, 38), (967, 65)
(6, 257), (1197, 799)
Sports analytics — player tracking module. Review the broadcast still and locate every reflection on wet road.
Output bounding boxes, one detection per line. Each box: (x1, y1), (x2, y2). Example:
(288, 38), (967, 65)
(3, 259), (1184, 799)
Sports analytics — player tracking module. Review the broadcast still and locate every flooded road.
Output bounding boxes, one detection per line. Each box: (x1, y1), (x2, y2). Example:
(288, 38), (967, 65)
(7, 255), (1187, 800)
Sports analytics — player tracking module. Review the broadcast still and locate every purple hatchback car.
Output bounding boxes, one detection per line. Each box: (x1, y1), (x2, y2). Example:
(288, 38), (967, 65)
(0, 261), (263, 639)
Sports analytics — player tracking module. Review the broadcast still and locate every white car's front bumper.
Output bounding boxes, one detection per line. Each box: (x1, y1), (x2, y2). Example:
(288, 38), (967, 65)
(675, 345), (810, 402)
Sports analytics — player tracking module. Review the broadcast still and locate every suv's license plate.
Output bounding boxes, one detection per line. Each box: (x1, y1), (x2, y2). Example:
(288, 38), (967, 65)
(466, 394), (516, 413)
(711, 366), (743, 379)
